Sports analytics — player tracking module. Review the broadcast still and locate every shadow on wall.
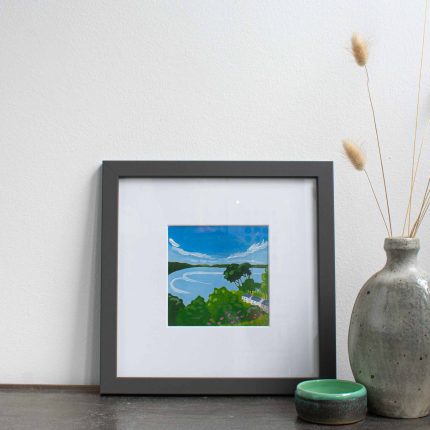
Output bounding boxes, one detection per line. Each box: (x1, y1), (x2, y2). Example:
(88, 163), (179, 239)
(71, 166), (102, 384)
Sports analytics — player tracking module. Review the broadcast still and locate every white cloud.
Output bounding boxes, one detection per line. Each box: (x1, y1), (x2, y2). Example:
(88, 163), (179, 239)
(171, 245), (214, 260)
(169, 238), (180, 248)
(169, 237), (267, 263)
(226, 240), (268, 260)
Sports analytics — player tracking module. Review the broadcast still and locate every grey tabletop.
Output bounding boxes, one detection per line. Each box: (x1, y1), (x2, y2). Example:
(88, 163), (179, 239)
(0, 389), (429, 429)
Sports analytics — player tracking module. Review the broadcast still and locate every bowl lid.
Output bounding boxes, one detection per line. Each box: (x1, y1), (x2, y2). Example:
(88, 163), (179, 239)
(296, 379), (367, 401)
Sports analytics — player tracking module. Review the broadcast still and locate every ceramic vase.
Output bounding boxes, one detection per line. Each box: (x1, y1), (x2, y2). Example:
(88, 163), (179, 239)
(348, 237), (430, 418)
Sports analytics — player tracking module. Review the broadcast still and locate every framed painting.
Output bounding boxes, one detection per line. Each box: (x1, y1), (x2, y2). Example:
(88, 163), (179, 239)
(100, 161), (335, 394)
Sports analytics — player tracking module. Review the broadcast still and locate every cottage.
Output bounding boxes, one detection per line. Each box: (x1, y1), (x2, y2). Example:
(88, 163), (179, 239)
(241, 294), (269, 313)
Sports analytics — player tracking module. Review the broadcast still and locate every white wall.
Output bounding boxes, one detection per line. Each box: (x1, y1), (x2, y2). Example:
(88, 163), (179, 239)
(1, 0), (430, 384)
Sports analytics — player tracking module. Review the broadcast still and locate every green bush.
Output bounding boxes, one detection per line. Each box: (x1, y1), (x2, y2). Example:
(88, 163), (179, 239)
(168, 294), (185, 326)
(176, 296), (211, 326)
(207, 287), (248, 325)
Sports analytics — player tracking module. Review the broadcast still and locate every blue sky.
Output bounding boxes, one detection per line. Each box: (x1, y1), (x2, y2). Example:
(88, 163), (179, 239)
(168, 225), (268, 265)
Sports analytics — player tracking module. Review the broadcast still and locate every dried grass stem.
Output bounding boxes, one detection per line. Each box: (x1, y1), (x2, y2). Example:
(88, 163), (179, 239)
(365, 65), (393, 236)
(405, 0), (429, 236)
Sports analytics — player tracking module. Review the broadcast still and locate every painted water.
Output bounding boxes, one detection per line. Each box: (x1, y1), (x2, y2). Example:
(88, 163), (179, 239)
(168, 266), (264, 305)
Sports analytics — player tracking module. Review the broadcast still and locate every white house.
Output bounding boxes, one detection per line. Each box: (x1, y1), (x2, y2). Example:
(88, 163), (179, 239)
(241, 294), (269, 313)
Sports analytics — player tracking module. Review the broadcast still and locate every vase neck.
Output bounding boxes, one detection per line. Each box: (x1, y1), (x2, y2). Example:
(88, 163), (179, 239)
(384, 237), (420, 270)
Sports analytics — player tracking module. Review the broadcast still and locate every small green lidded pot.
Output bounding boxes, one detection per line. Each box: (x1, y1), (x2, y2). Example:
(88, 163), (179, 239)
(295, 379), (367, 425)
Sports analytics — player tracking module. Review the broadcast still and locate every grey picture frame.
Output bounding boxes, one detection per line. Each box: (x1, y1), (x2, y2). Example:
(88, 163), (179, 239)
(100, 161), (335, 395)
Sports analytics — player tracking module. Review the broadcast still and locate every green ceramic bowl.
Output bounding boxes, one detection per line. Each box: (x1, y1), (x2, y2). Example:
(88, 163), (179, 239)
(295, 379), (367, 425)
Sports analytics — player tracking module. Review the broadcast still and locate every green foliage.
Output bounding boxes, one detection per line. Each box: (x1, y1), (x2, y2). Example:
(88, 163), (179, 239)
(240, 278), (260, 294)
(207, 287), (247, 325)
(223, 264), (243, 286)
(240, 312), (269, 326)
(168, 294), (185, 326)
(168, 289), (268, 326)
(240, 263), (252, 278)
(245, 305), (263, 320)
(260, 268), (269, 300)
(176, 296), (211, 326)
(223, 263), (253, 289)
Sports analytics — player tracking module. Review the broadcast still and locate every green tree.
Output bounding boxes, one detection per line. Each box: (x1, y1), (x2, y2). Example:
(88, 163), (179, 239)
(176, 296), (211, 326)
(260, 268), (269, 300)
(239, 263), (252, 279)
(223, 263), (253, 289)
(168, 294), (185, 326)
(241, 278), (258, 295)
(223, 264), (242, 287)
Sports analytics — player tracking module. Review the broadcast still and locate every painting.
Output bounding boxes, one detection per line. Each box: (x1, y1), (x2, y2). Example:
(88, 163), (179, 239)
(168, 225), (269, 327)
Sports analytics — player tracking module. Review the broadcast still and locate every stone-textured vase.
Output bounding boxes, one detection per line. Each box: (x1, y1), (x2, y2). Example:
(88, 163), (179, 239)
(348, 237), (430, 418)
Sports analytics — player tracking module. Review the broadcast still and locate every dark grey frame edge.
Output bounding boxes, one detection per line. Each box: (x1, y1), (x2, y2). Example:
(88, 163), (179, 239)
(100, 161), (336, 395)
